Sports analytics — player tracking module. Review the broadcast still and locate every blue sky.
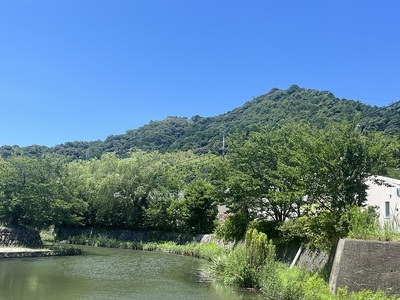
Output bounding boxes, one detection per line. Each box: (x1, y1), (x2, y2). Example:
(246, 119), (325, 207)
(1, 1), (399, 147)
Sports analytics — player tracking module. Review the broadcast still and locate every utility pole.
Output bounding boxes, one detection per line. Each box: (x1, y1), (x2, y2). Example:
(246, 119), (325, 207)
(222, 131), (225, 156)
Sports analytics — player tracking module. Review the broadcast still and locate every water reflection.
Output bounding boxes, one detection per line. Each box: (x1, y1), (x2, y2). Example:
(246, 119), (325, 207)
(0, 246), (262, 300)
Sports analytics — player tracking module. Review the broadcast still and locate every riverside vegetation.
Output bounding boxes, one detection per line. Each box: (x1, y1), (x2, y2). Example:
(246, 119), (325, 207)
(63, 226), (398, 299)
(0, 86), (400, 298)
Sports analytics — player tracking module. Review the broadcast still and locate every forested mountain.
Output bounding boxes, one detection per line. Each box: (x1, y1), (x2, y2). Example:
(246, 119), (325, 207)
(1, 85), (399, 159)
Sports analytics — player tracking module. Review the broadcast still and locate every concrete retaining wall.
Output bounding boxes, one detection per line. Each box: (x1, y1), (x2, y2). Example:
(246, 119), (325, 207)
(329, 239), (400, 296)
(276, 244), (333, 274)
(56, 227), (215, 245)
(296, 247), (333, 273)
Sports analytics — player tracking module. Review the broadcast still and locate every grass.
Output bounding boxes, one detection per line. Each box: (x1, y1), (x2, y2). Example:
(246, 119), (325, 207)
(50, 227), (400, 299)
(210, 252), (398, 300)
(65, 234), (229, 260)
(347, 206), (400, 242)
(209, 228), (399, 300)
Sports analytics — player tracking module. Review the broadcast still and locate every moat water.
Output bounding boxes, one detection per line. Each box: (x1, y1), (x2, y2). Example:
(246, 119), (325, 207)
(0, 245), (262, 300)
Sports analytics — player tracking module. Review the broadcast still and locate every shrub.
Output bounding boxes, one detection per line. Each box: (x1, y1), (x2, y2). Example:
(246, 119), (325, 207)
(336, 287), (398, 300)
(279, 211), (346, 250)
(346, 206), (400, 241)
(346, 206), (381, 240)
(210, 228), (275, 289)
(214, 211), (251, 241)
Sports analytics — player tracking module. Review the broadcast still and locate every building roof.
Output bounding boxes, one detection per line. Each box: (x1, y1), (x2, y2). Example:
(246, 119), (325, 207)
(371, 176), (400, 187)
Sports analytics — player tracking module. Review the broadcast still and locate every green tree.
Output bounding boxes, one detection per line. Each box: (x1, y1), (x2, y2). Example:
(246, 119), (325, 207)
(303, 123), (384, 213)
(80, 151), (171, 229)
(219, 126), (307, 236)
(222, 131), (278, 223)
(0, 154), (87, 228)
(145, 152), (221, 233)
(74, 150), (195, 230)
(281, 123), (397, 249)
(179, 178), (218, 233)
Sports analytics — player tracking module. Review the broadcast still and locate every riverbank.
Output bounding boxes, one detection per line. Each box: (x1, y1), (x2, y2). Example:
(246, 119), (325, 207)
(54, 226), (233, 260)
(55, 226), (227, 246)
(0, 244), (248, 300)
(65, 235), (229, 260)
(0, 245), (82, 258)
(62, 232), (399, 299)
(51, 226), (400, 300)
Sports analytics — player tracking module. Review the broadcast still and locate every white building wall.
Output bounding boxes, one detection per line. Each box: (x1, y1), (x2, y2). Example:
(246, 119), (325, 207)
(366, 176), (400, 226)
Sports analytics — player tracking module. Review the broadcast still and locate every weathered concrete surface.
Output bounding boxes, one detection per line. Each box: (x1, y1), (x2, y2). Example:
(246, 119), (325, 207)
(276, 243), (333, 274)
(296, 247), (333, 273)
(329, 239), (400, 296)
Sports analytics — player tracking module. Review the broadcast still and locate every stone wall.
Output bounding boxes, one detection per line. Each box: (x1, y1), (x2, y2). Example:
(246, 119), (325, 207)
(56, 227), (214, 245)
(0, 226), (43, 248)
(329, 239), (400, 296)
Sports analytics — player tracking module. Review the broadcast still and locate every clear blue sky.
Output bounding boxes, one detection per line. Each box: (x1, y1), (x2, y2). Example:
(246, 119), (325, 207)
(1, 1), (399, 147)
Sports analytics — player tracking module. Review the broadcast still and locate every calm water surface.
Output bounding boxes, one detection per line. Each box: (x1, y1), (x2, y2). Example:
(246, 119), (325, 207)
(0, 246), (263, 300)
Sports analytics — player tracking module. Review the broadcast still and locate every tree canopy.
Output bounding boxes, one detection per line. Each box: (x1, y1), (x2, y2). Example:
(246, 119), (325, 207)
(1, 86), (398, 159)
(0, 85), (398, 245)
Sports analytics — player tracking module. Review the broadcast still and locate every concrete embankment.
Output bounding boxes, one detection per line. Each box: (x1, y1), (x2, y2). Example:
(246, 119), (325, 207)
(329, 239), (400, 297)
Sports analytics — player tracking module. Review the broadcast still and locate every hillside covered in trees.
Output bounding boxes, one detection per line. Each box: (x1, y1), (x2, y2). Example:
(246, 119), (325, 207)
(0, 85), (399, 250)
(1, 85), (399, 159)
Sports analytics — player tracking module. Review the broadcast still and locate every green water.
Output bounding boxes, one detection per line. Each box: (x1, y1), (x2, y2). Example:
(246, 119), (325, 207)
(0, 246), (262, 300)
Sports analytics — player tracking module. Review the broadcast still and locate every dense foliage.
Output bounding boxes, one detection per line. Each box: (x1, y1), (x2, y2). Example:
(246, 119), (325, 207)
(0, 119), (397, 246)
(210, 228), (275, 288)
(64, 151), (220, 233)
(216, 122), (399, 249)
(210, 228), (397, 299)
(1, 85), (398, 159)
(0, 151), (222, 233)
(0, 85), (399, 246)
(0, 115), (399, 298)
(0, 154), (87, 228)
